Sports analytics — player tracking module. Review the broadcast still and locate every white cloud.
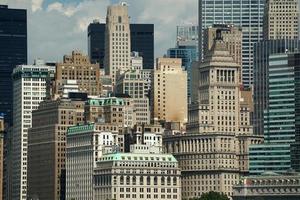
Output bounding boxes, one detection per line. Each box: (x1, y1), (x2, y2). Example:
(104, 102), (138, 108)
(31, 0), (43, 12)
(6, 0), (197, 64)
(47, 2), (78, 17)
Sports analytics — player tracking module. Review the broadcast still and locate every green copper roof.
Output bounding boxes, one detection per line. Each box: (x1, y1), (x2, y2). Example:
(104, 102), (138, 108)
(87, 97), (124, 106)
(98, 152), (178, 163)
(67, 123), (95, 136)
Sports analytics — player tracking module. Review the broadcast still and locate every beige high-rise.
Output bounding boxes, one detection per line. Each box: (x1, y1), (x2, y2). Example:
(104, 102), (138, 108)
(104, 3), (131, 86)
(263, 0), (299, 40)
(152, 58), (187, 125)
(163, 39), (263, 199)
(54, 51), (101, 97)
(27, 99), (85, 200)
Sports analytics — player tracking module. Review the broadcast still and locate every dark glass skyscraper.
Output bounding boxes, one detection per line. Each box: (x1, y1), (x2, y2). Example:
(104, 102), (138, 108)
(130, 24), (154, 69)
(253, 40), (300, 136)
(87, 21), (105, 66)
(250, 52), (300, 175)
(0, 5), (27, 126)
(88, 22), (154, 69)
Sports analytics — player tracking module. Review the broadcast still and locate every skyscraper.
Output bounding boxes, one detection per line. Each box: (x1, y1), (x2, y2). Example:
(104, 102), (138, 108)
(203, 24), (242, 67)
(253, 0), (300, 135)
(88, 22), (154, 69)
(250, 52), (300, 175)
(152, 58), (188, 126)
(167, 25), (198, 103)
(164, 38), (262, 199)
(0, 116), (4, 200)
(263, 0), (299, 40)
(104, 3), (131, 85)
(11, 61), (55, 200)
(253, 40), (300, 135)
(130, 24), (154, 69)
(87, 20), (105, 66)
(198, 0), (264, 88)
(27, 98), (85, 200)
(0, 5), (27, 126)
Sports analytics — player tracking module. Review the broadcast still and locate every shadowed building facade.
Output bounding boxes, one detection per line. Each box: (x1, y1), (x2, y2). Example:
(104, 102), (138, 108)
(0, 5), (27, 127)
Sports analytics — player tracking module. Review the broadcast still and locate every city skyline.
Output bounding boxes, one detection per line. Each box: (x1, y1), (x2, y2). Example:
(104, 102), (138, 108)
(5, 0), (198, 64)
(1, 0), (300, 199)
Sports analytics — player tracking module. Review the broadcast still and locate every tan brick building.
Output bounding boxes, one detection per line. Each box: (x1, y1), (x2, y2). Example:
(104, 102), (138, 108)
(263, 0), (299, 40)
(104, 3), (131, 86)
(27, 99), (85, 200)
(152, 58), (187, 126)
(54, 51), (101, 97)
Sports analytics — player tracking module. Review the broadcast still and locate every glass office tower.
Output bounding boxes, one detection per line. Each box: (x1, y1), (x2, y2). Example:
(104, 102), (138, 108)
(0, 5), (27, 126)
(250, 52), (300, 175)
(88, 22), (154, 69)
(87, 21), (105, 66)
(253, 40), (300, 135)
(168, 25), (198, 103)
(198, 0), (264, 88)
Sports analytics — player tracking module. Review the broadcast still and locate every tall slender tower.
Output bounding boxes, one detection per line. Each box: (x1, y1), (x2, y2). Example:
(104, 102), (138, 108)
(198, 0), (264, 88)
(104, 3), (131, 86)
(263, 0), (299, 40)
(0, 5), (27, 126)
(11, 61), (55, 200)
(164, 38), (263, 199)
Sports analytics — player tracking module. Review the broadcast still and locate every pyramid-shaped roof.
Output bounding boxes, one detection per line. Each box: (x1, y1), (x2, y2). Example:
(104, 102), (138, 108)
(200, 39), (240, 68)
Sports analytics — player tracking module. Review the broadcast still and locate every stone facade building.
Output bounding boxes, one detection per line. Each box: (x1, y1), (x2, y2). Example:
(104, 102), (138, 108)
(54, 51), (101, 97)
(163, 38), (262, 199)
(27, 98), (85, 200)
(66, 123), (122, 199)
(263, 0), (299, 40)
(94, 145), (181, 200)
(11, 61), (55, 199)
(152, 58), (187, 126)
(203, 24), (242, 67)
(104, 3), (131, 86)
(233, 172), (300, 200)
(115, 69), (151, 125)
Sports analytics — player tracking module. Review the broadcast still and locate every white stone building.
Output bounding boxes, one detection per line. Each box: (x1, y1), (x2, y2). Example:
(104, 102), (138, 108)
(11, 60), (55, 199)
(94, 144), (181, 200)
(66, 123), (121, 200)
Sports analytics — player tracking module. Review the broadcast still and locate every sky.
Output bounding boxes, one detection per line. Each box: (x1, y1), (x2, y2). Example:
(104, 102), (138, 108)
(3, 0), (198, 64)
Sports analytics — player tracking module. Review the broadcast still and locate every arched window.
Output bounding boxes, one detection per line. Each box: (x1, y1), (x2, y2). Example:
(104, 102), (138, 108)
(167, 177), (171, 185)
(120, 176), (124, 185)
(132, 176), (136, 185)
(147, 176), (151, 185)
(126, 176), (130, 185)
(140, 176), (144, 185)
(173, 177), (177, 185)
(154, 176), (158, 185)
(161, 177), (165, 185)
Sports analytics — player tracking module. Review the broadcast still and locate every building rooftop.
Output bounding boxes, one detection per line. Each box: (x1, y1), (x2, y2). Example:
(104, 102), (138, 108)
(98, 152), (177, 163)
(86, 97), (124, 106)
(67, 123), (94, 136)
